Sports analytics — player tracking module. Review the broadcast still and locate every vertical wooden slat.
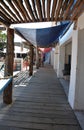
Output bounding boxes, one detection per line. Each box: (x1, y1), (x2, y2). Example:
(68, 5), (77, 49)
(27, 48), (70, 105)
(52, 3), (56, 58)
(3, 28), (14, 104)
(29, 45), (34, 76)
(47, 0), (51, 21)
(63, 0), (74, 20)
(51, 0), (57, 21)
(42, 0), (46, 20)
(17, 0), (31, 22)
(12, 0), (27, 22)
(7, 0), (24, 22)
(24, 0), (36, 22)
(0, 1), (18, 22)
(55, 0), (63, 22)
(36, 0), (43, 21)
(31, 0), (39, 20)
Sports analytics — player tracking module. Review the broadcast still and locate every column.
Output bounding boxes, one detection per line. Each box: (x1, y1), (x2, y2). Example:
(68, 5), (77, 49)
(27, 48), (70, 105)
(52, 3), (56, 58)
(68, 29), (84, 109)
(57, 45), (65, 78)
(3, 28), (14, 104)
(29, 45), (34, 76)
(36, 46), (39, 69)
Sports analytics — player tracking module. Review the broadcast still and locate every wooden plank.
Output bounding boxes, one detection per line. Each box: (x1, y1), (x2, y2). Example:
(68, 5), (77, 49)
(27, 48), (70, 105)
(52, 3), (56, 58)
(55, 0), (63, 22)
(60, 0), (69, 19)
(31, 0), (39, 20)
(63, 0), (74, 20)
(36, 0), (43, 21)
(24, 0), (36, 22)
(12, 0), (27, 22)
(71, 1), (84, 20)
(47, 0), (51, 21)
(0, 0), (19, 22)
(42, 0), (46, 19)
(51, 0), (57, 21)
(18, 0), (31, 22)
(0, 6), (16, 23)
(0, 17), (10, 27)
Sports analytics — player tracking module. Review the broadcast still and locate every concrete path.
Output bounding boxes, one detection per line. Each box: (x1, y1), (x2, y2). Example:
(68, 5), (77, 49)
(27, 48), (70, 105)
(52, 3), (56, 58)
(0, 65), (82, 130)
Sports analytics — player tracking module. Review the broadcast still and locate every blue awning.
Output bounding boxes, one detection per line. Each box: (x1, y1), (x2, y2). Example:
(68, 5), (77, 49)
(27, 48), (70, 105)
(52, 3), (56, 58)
(15, 22), (70, 47)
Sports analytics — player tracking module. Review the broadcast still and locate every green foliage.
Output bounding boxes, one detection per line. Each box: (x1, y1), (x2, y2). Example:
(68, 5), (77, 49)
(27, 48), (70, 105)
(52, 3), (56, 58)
(0, 31), (7, 50)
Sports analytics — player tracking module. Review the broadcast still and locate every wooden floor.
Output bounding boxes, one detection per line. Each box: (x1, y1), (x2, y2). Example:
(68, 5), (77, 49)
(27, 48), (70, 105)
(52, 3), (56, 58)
(0, 65), (82, 130)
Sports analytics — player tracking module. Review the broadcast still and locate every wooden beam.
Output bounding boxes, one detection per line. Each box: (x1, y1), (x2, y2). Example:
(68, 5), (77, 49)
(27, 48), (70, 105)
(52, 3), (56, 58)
(71, 1), (84, 20)
(7, 0), (24, 22)
(0, 6), (16, 23)
(55, 0), (63, 22)
(63, 0), (74, 20)
(29, 45), (34, 76)
(36, 0), (43, 21)
(3, 28), (14, 104)
(31, 0), (39, 20)
(60, 0), (69, 19)
(70, 0), (81, 15)
(12, 0), (27, 22)
(0, 11), (12, 24)
(0, 0), (19, 22)
(42, 0), (46, 19)
(0, 18), (10, 27)
(51, 0), (57, 21)
(24, 0), (36, 22)
(18, 0), (31, 22)
(47, 0), (51, 21)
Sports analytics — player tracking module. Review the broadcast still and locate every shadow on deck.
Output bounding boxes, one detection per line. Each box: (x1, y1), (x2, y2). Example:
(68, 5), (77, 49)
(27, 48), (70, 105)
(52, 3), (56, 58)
(0, 65), (82, 130)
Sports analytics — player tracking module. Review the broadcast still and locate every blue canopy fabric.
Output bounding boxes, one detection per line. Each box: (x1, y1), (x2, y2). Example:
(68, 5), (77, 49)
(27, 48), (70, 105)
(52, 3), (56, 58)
(15, 22), (70, 47)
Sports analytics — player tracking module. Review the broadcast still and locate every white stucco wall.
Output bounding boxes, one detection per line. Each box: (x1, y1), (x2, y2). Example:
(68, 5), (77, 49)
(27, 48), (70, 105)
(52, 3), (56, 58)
(57, 45), (65, 78)
(78, 12), (84, 30)
(69, 29), (84, 109)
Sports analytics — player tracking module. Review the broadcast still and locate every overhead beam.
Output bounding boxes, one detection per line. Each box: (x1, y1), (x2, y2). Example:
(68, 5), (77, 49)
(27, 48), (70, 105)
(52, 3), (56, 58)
(63, 0), (74, 20)
(42, 0), (46, 20)
(36, 0), (43, 21)
(0, 18), (10, 27)
(0, 6), (16, 23)
(60, 0), (69, 19)
(7, 0), (24, 22)
(0, 0), (18, 22)
(55, 0), (63, 22)
(24, 0), (36, 22)
(12, 0), (27, 22)
(18, 0), (31, 22)
(47, 0), (51, 21)
(31, 0), (39, 20)
(71, 1), (84, 20)
(51, 0), (57, 21)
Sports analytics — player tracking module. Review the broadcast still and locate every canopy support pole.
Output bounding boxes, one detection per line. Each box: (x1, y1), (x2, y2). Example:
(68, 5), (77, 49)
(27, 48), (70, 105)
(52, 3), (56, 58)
(3, 28), (14, 104)
(29, 45), (34, 76)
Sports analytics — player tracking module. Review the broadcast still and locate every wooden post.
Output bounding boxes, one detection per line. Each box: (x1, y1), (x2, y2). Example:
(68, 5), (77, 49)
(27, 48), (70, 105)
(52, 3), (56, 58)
(29, 45), (34, 76)
(3, 28), (14, 104)
(36, 46), (39, 69)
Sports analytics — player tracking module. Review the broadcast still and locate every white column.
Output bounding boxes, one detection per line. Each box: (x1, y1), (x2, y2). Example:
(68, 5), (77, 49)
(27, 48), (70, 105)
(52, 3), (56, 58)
(57, 45), (65, 78)
(53, 45), (59, 72)
(68, 29), (84, 110)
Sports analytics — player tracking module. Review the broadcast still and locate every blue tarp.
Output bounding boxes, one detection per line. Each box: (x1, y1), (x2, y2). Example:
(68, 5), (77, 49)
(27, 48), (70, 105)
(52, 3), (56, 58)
(15, 22), (70, 47)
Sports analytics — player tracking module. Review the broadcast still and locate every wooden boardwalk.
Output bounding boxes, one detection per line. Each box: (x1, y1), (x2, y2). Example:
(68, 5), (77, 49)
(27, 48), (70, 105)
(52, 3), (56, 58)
(0, 65), (82, 130)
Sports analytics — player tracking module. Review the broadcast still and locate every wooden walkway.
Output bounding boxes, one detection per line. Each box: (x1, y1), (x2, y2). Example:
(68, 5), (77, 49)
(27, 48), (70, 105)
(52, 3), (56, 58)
(0, 65), (82, 130)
